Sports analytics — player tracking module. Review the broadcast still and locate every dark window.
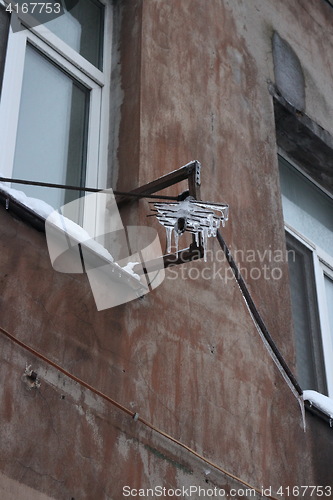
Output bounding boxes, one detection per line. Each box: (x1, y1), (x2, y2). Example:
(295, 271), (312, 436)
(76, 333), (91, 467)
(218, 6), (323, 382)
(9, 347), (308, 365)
(279, 155), (333, 394)
(286, 232), (327, 393)
(0, 6), (10, 96)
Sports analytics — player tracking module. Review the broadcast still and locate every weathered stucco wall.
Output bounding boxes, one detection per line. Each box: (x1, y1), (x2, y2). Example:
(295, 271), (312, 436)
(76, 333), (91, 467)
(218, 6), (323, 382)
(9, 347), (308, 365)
(1, 0), (333, 498)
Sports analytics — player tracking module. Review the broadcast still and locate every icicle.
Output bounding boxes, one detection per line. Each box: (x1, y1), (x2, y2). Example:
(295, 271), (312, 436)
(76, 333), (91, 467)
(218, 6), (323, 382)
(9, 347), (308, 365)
(201, 227), (208, 262)
(152, 197), (229, 256)
(211, 218), (218, 237)
(298, 395), (306, 432)
(174, 230), (179, 254)
(208, 214), (214, 237)
(195, 230), (199, 247)
(193, 222), (200, 246)
(166, 226), (173, 253)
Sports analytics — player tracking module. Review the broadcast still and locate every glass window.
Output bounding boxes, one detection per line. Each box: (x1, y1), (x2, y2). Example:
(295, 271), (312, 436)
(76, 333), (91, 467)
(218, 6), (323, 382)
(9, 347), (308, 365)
(279, 156), (333, 258)
(12, 44), (89, 208)
(0, 0), (110, 215)
(45, 0), (105, 69)
(279, 155), (333, 395)
(0, 5), (10, 97)
(286, 233), (327, 393)
(324, 272), (333, 346)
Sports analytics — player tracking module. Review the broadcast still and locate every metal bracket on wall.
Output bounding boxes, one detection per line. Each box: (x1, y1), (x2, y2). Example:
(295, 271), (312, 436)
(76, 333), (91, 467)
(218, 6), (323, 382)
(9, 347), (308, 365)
(116, 160), (201, 205)
(117, 160), (204, 270)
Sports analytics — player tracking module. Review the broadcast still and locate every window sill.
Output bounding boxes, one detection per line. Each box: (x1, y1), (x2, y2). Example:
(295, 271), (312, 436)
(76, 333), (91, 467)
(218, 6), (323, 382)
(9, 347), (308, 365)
(0, 186), (146, 296)
(303, 390), (333, 428)
(305, 400), (333, 427)
(0, 184), (45, 231)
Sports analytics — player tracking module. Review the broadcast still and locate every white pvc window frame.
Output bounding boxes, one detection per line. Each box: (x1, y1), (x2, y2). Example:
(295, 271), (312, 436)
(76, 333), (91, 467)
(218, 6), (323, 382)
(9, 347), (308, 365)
(0, 0), (112, 201)
(285, 218), (333, 397)
(279, 148), (333, 395)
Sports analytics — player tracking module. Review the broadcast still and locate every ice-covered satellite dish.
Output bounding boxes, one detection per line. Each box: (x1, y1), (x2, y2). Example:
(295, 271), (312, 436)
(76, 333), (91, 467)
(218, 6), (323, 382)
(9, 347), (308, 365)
(151, 196), (229, 261)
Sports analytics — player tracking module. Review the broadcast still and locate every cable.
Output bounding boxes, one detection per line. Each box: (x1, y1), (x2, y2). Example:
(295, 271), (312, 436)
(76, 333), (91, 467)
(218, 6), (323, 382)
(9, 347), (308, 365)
(216, 231), (306, 432)
(216, 231), (306, 427)
(0, 323), (277, 499)
(0, 176), (179, 201)
(216, 230), (302, 396)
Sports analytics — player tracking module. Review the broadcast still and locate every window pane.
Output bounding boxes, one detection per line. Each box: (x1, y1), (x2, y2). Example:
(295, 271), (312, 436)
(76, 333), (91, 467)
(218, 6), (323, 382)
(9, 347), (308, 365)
(288, 247), (318, 389)
(0, 6), (10, 98)
(45, 0), (104, 69)
(12, 44), (89, 209)
(324, 274), (333, 346)
(286, 234), (327, 393)
(279, 156), (333, 259)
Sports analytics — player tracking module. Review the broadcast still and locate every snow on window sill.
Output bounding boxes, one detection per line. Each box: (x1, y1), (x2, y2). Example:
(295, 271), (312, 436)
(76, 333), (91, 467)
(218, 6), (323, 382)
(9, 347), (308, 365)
(303, 390), (333, 427)
(0, 183), (142, 286)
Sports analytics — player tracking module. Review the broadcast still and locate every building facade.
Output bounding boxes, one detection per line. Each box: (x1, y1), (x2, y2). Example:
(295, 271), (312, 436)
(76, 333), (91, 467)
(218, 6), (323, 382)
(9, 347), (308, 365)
(0, 0), (332, 498)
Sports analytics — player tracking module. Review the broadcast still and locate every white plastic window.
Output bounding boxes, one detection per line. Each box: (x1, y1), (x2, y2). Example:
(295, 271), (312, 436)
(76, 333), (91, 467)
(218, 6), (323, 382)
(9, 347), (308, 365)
(279, 154), (333, 396)
(0, 0), (111, 211)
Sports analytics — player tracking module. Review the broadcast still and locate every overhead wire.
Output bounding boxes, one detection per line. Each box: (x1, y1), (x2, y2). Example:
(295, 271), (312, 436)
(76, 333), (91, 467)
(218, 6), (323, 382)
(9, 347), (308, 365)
(0, 176), (303, 403)
(216, 231), (302, 395)
(216, 231), (306, 430)
(0, 173), (298, 495)
(0, 176), (179, 201)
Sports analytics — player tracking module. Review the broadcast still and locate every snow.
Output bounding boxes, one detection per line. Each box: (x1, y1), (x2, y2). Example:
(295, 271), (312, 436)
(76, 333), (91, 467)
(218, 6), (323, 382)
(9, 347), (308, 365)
(121, 261), (141, 280)
(166, 226), (173, 253)
(0, 181), (140, 281)
(303, 390), (333, 418)
(46, 210), (116, 264)
(0, 182), (54, 219)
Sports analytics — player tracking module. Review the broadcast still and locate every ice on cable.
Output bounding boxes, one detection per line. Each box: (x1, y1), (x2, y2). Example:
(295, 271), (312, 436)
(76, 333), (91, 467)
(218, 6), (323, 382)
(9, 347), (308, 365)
(151, 196), (229, 261)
